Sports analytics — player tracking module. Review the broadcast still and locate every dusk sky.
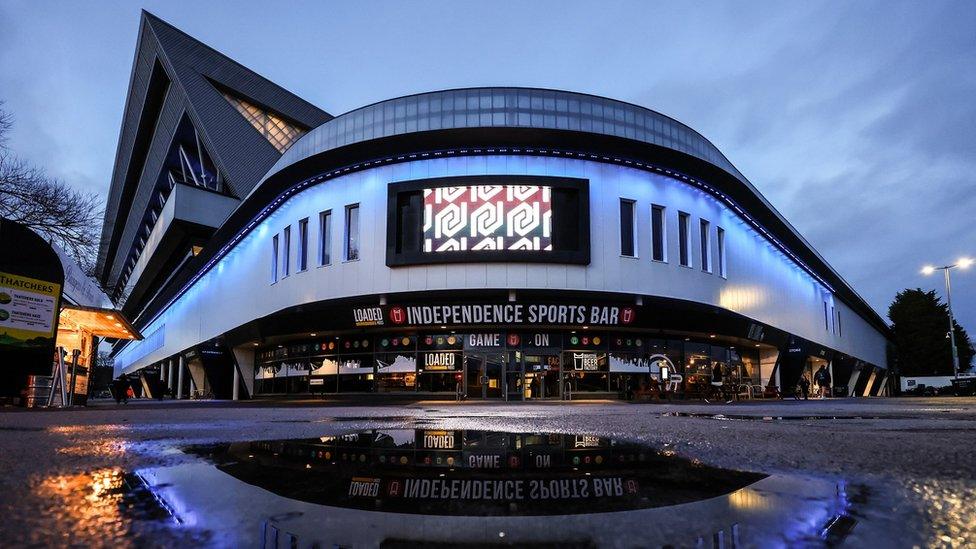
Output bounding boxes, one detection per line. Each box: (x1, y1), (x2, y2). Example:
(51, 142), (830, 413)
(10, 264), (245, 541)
(1, 1), (973, 332)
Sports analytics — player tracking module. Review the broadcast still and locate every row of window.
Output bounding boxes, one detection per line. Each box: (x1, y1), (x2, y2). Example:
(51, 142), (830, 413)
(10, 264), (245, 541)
(272, 199), (729, 282)
(826, 302), (843, 336)
(269, 199), (841, 338)
(271, 204), (360, 283)
(619, 199), (727, 278)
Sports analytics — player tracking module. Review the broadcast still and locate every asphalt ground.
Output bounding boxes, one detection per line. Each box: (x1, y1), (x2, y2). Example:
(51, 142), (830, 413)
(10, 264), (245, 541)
(1, 396), (974, 547)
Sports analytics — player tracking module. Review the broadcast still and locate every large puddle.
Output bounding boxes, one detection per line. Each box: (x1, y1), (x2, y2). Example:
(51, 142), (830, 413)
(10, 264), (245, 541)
(187, 430), (766, 516)
(106, 428), (887, 547)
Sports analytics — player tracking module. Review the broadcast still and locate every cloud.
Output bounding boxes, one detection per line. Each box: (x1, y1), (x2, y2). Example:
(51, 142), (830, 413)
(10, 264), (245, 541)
(0, 0), (973, 332)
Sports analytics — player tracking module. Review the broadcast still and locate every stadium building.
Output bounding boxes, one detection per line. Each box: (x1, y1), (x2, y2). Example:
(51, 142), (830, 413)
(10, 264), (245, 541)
(96, 12), (891, 401)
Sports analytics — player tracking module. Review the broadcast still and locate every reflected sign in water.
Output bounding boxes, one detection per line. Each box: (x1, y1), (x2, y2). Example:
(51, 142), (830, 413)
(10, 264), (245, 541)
(130, 429), (858, 547)
(189, 429), (764, 516)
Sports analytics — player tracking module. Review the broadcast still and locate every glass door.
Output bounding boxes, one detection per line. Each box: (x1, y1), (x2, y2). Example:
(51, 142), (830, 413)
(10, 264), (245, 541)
(465, 354), (485, 398)
(505, 353), (524, 401)
(523, 354), (561, 399)
(465, 352), (506, 399)
(484, 352), (505, 399)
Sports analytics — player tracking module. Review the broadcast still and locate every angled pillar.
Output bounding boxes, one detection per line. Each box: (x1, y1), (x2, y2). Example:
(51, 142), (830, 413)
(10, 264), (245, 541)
(861, 368), (878, 397)
(232, 345), (256, 399)
(759, 348), (779, 389)
(846, 367), (861, 398)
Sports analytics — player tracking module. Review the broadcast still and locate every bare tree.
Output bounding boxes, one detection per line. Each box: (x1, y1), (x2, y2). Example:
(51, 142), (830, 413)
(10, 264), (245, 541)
(0, 108), (11, 149)
(0, 103), (103, 273)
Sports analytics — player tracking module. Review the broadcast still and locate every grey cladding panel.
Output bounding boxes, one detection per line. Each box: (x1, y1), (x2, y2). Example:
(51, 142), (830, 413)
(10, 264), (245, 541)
(97, 11), (332, 295)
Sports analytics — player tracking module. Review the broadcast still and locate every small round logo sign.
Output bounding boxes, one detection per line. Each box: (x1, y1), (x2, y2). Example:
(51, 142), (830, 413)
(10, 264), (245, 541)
(621, 307), (635, 324)
(389, 306), (406, 325)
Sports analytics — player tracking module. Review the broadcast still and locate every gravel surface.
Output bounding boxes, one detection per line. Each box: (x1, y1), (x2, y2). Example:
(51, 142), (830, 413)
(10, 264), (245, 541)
(1, 397), (974, 547)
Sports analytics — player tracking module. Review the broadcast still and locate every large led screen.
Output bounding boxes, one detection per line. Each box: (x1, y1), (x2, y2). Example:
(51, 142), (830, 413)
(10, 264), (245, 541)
(387, 175), (589, 266)
(423, 185), (552, 253)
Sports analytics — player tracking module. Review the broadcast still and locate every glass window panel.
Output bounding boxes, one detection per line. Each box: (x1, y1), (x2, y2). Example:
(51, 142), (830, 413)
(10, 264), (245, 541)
(345, 204), (360, 261)
(222, 92), (306, 153)
(652, 205), (666, 262)
(678, 212), (691, 267)
(271, 234), (279, 283)
(717, 227), (726, 277)
(700, 219), (711, 272)
(620, 199), (636, 257)
(282, 226), (291, 277)
(298, 218), (308, 271)
(319, 210), (332, 265)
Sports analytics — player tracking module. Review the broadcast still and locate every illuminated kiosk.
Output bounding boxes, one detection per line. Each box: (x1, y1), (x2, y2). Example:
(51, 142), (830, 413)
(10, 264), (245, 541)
(101, 14), (890, 400)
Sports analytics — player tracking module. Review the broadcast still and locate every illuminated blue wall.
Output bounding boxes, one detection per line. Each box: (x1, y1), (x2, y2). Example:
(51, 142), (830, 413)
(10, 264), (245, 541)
(115, 155), (888, 373)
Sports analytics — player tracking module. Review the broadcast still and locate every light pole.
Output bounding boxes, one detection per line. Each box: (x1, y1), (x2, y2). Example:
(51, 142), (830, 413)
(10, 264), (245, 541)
(922, 257), (973, 379)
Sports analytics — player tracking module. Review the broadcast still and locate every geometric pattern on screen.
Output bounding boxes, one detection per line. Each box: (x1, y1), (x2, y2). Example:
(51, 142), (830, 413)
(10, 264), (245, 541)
(423, 185), (553, 252)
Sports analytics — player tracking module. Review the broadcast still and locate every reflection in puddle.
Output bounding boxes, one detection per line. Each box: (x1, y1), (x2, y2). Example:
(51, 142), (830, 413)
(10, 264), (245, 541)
(111, 429), (875, 547)
(661, 412), (896, 421)
(190, 430), (766, 516)
(35, 468), (186, 545)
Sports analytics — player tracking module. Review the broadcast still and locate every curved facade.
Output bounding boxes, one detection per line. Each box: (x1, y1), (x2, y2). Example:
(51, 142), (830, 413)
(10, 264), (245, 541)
(106, 80), (890, 400)
(96, 18), (890, 400)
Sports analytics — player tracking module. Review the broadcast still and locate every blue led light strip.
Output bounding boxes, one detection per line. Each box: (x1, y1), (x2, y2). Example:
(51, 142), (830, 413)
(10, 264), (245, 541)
(133, 147), (836, 332)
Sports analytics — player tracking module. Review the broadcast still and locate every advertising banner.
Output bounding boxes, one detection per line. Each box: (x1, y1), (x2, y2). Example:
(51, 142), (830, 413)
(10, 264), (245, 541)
(0, 271), (61, 347)
(424, 185), (552, 253)
(356, 303), (636, 328)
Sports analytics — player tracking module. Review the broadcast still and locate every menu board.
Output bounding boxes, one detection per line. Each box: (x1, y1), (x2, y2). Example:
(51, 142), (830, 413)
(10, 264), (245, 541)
(0, 271), (60, 345)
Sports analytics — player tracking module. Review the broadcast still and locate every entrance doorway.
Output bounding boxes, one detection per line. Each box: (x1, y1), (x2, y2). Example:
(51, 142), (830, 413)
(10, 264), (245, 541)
(523, 353), (561, 399)
(465, 352), (506, 399)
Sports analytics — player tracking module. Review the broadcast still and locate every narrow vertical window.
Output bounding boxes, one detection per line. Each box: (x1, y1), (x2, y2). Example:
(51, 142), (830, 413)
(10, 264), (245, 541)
(824, 302), (830, 330)
(678, 212), (691, 267)
(282, 226), (291, 277)
(717, 227), (726, 277)
(651, 204), (666, 262)
(319, 210), (332, 265)
(831, 305), (837, 335)
(345, 204), (360, 261)
(700, 219), (711, 272)
(298, 218), (309, 271)
(619, 199), (636, 257)
(837, 310), (842, 337)
(271, 234), (279, 283)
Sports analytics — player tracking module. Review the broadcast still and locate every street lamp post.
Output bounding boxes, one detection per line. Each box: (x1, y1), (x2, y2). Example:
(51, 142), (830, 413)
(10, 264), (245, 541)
(922, 257), (973, 379)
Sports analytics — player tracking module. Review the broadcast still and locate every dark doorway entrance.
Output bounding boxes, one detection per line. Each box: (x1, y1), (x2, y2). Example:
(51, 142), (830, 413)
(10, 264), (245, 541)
(464, 352), (507, 399)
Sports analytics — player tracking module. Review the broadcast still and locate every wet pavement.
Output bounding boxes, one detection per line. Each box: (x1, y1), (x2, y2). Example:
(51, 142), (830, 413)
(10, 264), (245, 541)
(1, 397), (975, 547)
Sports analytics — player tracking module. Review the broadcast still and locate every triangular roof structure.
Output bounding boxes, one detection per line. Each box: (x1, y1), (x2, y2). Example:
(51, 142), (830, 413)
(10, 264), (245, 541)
(96, 11), (331, 293)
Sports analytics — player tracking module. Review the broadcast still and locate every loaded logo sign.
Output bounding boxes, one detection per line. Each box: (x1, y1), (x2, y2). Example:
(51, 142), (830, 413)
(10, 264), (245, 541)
(353, 307), (384, 327)
(348, 477), (381, 497)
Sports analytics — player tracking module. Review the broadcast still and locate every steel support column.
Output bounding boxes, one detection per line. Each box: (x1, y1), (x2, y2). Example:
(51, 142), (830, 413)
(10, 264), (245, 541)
(177, 355), (185, 399)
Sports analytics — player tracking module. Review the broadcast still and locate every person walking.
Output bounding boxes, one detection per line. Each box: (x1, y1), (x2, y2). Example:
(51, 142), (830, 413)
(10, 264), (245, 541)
(112, 375), (130, 405)
(797, 374), (810, 401)
(816, 365), (832, 399)
(704, 362), (723, 403)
